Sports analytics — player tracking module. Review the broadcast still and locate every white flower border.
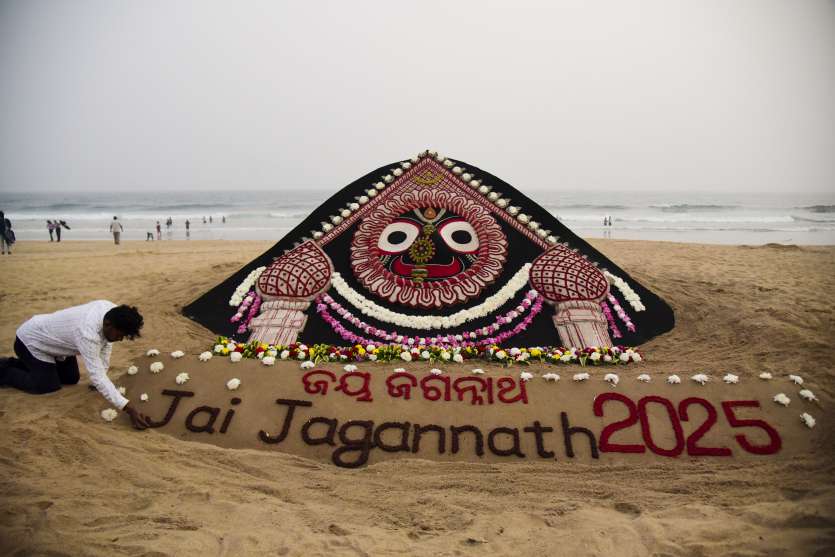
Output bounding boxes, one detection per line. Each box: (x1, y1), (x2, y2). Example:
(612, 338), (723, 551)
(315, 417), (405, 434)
(603, 271), (645, 312)
(229, 266), (266, 306)
(329, 264), (532, 330)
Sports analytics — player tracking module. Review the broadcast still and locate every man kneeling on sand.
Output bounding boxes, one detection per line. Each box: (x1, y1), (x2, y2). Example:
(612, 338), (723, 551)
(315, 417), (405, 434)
(0, 301), (152, 430)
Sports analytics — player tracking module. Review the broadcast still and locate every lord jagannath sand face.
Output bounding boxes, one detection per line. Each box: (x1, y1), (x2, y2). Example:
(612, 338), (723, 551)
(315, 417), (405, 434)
(183, 151), (675, 349)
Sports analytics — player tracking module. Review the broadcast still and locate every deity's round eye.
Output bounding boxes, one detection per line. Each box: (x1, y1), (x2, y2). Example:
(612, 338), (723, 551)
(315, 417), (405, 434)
(378, 220), (420, 253)
(438, 219), (479, 253)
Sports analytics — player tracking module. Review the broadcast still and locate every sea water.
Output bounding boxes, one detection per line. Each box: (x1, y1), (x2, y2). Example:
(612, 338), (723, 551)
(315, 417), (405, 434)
(1, 189), (833, 245)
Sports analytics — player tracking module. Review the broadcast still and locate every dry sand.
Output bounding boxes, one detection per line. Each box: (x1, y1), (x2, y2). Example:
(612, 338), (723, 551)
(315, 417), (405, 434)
(1, 239), (834, 556)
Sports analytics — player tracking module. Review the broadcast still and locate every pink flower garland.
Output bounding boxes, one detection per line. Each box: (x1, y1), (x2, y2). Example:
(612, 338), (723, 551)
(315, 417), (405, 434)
(600, 301), (622, 339)
(607, 294), (636, 333)
(237, 293), (262, 334)
(230, 291), (256, 323)
(316, 295), (545, 348)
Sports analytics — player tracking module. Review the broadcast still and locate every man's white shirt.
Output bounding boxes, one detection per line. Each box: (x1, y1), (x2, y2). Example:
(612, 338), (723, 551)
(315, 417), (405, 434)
(16, 300), (129, 409)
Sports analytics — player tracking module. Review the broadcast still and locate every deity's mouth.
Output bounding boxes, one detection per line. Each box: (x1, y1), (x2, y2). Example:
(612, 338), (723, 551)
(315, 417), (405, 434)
(391, 256), (463, 279)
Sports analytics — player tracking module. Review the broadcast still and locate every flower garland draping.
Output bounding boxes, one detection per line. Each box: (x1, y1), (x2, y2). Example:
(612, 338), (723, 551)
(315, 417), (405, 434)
(600, 301), (623, 339)
(604, 271), (645, 311)
(328, 264), (533, 330)
(316, 292), (544, 348)
(608, 294), (636, 332)
(229, 266), (266, 306)
(211, 336), (643, 366)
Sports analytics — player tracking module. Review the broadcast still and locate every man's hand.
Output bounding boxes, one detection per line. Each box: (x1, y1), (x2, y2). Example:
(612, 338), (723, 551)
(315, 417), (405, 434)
(123, 403), (152, 430)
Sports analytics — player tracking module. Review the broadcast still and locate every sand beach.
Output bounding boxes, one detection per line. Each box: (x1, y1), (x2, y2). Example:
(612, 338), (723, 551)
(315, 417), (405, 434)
(1, 239), (834, 556)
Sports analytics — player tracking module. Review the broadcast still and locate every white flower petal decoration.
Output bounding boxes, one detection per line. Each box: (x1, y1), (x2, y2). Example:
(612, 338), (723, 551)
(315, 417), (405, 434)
(101, 408), (118, 422)
(430, 368), (444, 376)
(604, 373), (619, 386)
(230, 352), (242, 363)
(392, 367), (406, 373)
(471, 368), (485, 375)
(280, 350), (290, 360)
(127, 365), (139, 375)
(788, 374), (804, 385)
(262, 356), (276, 366)
(691, 374), (709, 386)
(637, 374), (651, 383)
(198, 351), (213, 362)
(773, 393), (790, 407)
(573, 372), (590, 382)
(117, 386), (127, 395)
(146, 349), (160, 357)
(453, 354), (464, 363)
(140, 393), (149, 402)
(667, 374), (681, 385)
(723, 373), (739, 384)
(400, 351), (412, 362)
(519, 371), (533, 382)
(800, 412), (816, 429)
(175, 372), (190, 385)
(542, 373), (560, 382)
(344, 364), (358, 372)
(149, 361), (164, 374)
(300, 361), (315, 370)
(171, 350), (185, 359)
(799, 389), (818, 402)
(226, 378), (241, 391)
(759, 372), (773, 380)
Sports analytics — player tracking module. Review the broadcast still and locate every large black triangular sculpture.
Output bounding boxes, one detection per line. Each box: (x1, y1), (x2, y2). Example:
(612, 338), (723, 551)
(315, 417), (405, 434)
(183, 152), (674, 348)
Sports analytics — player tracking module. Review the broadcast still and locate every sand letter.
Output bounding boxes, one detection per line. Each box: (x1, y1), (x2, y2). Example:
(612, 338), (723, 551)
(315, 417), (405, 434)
(524, 421), (556, 459)
(561, 412), (599, 459)
(148, 389), (195, 428)
(259, 398), (313, 445)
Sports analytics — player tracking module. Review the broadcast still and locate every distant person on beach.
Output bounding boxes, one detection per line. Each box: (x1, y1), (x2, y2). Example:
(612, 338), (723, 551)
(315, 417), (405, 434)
(0, 301), (152, 429)
(185, 219), (190, 238)
(47, 220), (55, 241)
(203, 216), (207, 224)
(110, 216), (123, 245)
(222, 216), (226, 224)
(209, 216), (213, 224)
(146, 231), (153, 241)
(54, 219), (70, 242)
(1, 212), (14, 255)
(156, 221), (162, 240)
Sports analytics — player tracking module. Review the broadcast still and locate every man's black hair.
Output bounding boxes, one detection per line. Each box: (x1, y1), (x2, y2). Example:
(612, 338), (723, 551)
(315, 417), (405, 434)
(105, 305), (144, 339)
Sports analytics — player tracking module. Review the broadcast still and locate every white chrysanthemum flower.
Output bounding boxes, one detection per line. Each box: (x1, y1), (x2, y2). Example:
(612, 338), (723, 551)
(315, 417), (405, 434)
(759, 372), (773, 380)
(788, 374), (804, 385)
(723, 373), (739, 384)
(175, 372), (190, 385)
(667, 374), (681, 384)
(509, 347), (521, 356)
(127, 365), (139, 375)
(471, 368), (485, 375)
(230, 352), (242, 363)
(691, 374), (709, 386)
(140, 393), (149, 402)
(495, 350), (507, 360)
(519, 371), (533, 382)
(453, 353), (464, 363)
(300, 361), (315, 370)
(800, 413), (816, 429)
(799, 389), (817, 402)
(146, 349), (160, 357)
(226, 378), (241, 390)
(171, 350), (185, 359)
(393, 367), (406, 373)
(368, 354), (378, 361)
(226, 343), (236, 351)
(430, 368), (444, 376)
(400, 351), (412, 362)
(637, 374), (651, 383)
(280, 350), (290, 360)
(604, 373), (619, 386)
(773, 393), (790, 406)
(198, 351), (213, 362)
(631, 353), (643, 363)
(603, 354), (613, 363)
(266, 349), (277, 358)
(573, 372), (590, 382)
(117, 386), (127, 395)
(149, 361), (164, 374)
(440, 351), (451, 361)
(101, 408), (118, 422)
(340, 364), (357, 372)
(542, 373), (560, 382)
(589, 352), (601, 362)
(619, 353), (630, 363)
(262, 356), (276, 366)
(421, 350), (431, 360)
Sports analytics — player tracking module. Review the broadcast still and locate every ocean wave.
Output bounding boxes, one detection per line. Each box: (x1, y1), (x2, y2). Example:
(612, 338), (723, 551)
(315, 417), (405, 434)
(649, 204), (739, 212)
(798, 204), (835, 213)
(791, 215), (835, 224)
(542, 203), (630, 210)
(557, 214), (796, 224)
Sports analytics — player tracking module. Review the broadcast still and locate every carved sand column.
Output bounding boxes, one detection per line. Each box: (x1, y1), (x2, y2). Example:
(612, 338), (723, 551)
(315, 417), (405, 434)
(529, 245), (613, 348)
(248, 241), (333, 346)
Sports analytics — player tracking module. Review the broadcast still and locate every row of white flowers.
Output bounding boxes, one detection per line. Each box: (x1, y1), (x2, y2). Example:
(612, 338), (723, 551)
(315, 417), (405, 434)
(330, 264), (533, 330)
(604, 271), (645, 311)
(229, 266), (266, 306)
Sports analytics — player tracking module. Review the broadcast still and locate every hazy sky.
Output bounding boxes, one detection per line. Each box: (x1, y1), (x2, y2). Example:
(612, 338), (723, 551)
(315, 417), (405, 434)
(1, 0), (833, 193)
